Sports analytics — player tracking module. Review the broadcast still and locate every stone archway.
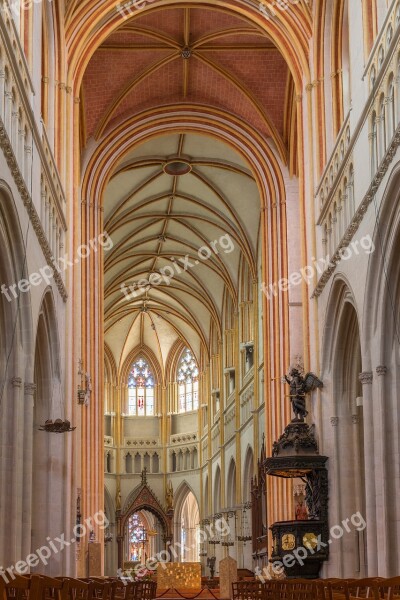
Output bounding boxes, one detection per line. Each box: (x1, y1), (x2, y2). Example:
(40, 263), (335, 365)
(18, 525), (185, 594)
(117, 473), (173, 569)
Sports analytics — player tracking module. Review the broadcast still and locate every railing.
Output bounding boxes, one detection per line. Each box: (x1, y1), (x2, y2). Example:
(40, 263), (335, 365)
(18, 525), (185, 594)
(240, 383), (254, 424)
(169, 445), (199, 471)
(122, 449), (161, 474)
(170, 432), (197, 445)
(211, 422), (220, 456)
(224, 404), (236, 442)
(201, 438), (208, 463)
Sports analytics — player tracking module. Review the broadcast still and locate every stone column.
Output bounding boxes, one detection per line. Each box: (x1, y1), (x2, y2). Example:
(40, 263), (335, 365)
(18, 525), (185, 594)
(350, 412), (365, 577)
(10, 376), (23, 563)
(22, 382), (36, 559)
(374, 366), (389, 575)
(359, 371), (377, 575)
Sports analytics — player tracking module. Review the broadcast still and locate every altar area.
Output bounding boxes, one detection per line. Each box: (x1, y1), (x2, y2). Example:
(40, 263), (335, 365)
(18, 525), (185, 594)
(156, 562), (202, 590)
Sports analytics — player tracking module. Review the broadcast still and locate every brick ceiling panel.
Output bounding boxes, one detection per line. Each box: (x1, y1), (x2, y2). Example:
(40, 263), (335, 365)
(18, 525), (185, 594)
(83, 49), (170, 138)
(204, 50), (288, 135)
(81, 5), (291, 147)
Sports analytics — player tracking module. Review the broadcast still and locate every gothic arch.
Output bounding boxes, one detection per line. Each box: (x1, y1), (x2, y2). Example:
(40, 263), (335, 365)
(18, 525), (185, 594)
(32, 289), (64, 575)
(213, 464), (221, 513)
(226, 458), (237, 508)
(242, 445), (254, 504)
(321, 278), (366, 578)
(330, 0), (351, 135)
(0, 182), (34, 567)
(120, 345), (163, 386)
(121, 482), (171, 540)
(173, 481), (200, 561)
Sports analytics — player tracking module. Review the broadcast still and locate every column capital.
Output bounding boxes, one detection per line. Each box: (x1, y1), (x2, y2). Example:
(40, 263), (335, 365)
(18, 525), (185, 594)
(359, 371), (373, 385)
(11, 377), (22, 388)
(24, 383), (36, 396)
(376, 365), (387, 376)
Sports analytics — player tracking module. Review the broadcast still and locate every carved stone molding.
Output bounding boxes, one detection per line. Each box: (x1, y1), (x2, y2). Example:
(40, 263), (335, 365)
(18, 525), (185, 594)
(313, 122), (400, 298)
(352, 415), (360, 425)
(359, 372), (373, 385)
(330, 417), (339, 427)
(0, 120), (67, 301)
(376, 365), (388, 376)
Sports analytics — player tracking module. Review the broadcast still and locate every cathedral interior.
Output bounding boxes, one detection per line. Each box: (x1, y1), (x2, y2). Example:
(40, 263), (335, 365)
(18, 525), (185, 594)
(1, 0), (400, 593)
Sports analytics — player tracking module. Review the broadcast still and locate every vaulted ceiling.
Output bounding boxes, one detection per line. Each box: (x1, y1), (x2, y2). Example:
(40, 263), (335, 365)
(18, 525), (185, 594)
(81, 4), (293, 374)
(103, 133), (261, 372)
(81, 5), (293, 159)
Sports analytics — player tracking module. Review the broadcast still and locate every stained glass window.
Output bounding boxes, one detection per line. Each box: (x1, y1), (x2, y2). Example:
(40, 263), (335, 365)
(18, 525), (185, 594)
(128, 358), (155, 416)
(127, 513), (147, 562)
(177, 349), (199, 413)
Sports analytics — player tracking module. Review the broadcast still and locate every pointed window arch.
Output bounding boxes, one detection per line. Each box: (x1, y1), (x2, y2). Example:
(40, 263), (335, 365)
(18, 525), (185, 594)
(127, 513), (147, 562)
(177, 348), (199, 413)
(128, 357), (155, 416)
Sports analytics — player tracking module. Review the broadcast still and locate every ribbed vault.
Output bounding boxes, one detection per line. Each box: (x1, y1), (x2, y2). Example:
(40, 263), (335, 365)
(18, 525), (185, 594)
(104, 132), (261, 373)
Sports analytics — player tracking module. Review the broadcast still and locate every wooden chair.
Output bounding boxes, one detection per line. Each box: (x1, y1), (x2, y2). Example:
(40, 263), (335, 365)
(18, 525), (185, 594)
(110, 581), (132, 600)
(35, 576), (68, 600)
(345, 579), (380, 599)
(232, 581), (265, 600)
(132, 582), (156, 600)
(291, 579), (321, 599)
(264, 580), (290, 600)
(0, 575), (42, 600)
(89, 581), (111, 600)
(325, 579), (350, 600)
(58, 578), (91, 600)
(373, 577), (400, 600)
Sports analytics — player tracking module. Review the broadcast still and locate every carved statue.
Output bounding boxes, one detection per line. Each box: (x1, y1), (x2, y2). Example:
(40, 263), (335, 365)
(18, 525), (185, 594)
(207, 556), (216, 579)
(284, 368), (323, 421)
(116, 488), (122, 511)
(295, 500), (308, 521)
(166, 480), (174, 510)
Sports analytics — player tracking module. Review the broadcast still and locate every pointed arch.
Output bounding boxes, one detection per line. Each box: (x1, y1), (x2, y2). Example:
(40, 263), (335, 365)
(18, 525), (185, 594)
(331, 0), (351, 135)
(321, 278), (366, 577)
(213, 464), (221, 514)
(0, 182), (34, 567)
(242, 445), (254, 504)
(32, 289), (64, 575)
(226, 458), (237, 508)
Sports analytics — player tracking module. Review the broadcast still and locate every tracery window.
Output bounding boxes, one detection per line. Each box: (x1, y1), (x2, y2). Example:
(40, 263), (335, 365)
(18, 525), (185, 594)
(127, 513), (147, 562)
(128, 358), (155, 416)
(177, 349), (199, 413)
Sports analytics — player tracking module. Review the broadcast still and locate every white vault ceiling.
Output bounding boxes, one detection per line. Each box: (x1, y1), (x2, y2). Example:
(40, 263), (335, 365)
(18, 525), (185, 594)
(103, 133), (261, 374)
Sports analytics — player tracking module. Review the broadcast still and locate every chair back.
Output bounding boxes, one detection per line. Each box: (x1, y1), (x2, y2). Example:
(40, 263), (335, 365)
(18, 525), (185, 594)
(0, 575), (42, 600)
(133, 582), (156, 600)
(36, 576), (68, 600)
(347, 578), (380, 599)
(59, 578), (91, 600)
(232, 581), (264, 600)
(89, 582), (111, 600)
(372, 577), (400, 600)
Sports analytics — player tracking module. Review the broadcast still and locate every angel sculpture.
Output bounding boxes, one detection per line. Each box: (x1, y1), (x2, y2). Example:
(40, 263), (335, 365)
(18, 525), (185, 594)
(284, 368), (323, 421)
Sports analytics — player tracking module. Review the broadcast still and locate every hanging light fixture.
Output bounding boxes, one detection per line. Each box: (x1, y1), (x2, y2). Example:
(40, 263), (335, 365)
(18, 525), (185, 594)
(39, 369), (77, 433)
(221, 512), (235, 547)
(237, 502), (252, 542)
(39, 419), (76, 433)
(209, 515), (221, 546)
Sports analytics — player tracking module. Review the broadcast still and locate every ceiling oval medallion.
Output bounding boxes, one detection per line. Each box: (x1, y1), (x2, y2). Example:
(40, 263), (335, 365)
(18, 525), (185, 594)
(163, 159), (192, 176)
